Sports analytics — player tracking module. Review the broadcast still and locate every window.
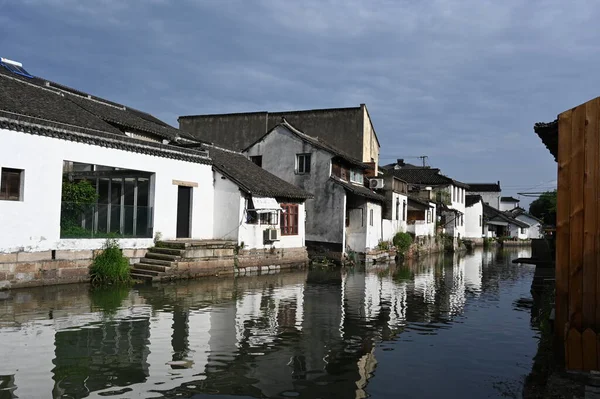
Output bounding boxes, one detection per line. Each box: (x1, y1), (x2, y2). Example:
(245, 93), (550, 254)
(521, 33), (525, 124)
(259, 211), (278, 225)
(479, 215), (482, 227)
(281, 203), (299, 235)
(395, 198), (400, 221)
(296, 154), (311, 174)
(0, 168), (23, 201)
(520, 227), (525, 234)
(250, 156), (262, 167)
(350, 169), (363, 184)
(403, 200), (407, 221)
(369, 209), (374, 226)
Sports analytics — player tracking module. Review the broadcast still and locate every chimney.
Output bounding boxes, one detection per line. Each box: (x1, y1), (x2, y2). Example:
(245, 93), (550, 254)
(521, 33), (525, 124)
(397, 158), (405, 167)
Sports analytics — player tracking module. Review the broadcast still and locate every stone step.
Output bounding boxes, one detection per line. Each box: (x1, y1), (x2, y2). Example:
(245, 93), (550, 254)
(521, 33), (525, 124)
(138, 257), (175, 267)
(130, 267), (161, 276)
(134, 262), (169, 273)
(145, 252), (181, 262)
(131, 272), (154, 281)
(148, 247), (185, 256)
(156, 241), (187, 249)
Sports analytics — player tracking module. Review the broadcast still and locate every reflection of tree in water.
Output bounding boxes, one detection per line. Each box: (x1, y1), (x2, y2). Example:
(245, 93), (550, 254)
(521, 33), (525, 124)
(0, 374), (16, 399)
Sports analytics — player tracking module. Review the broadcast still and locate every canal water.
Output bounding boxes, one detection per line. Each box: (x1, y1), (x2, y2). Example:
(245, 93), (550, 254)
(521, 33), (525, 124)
(0, 248), (538, 398)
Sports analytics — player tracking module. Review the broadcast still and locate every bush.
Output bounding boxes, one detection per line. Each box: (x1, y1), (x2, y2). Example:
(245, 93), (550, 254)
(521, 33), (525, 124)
(90, 238), (132, 285)
(393, 232), (413, 255)
(377, 240), (390, 251)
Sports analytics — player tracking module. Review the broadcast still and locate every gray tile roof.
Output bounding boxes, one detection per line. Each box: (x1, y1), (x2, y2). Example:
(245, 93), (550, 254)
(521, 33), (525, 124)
(466, 194), (482, 207)
(0, 66), (191, 142)
(387, 167), (469, 189)
(330, 176), (385, 202)
(534, 120), (558, 162)
(209, 146), (313, 200)
(483, 203), (529, 228)
(501, 196), (520, 202)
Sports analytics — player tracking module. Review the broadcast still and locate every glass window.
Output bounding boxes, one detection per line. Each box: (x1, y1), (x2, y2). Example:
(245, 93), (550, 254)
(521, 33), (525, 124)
(296, 154), (311, 174)
(350, 169), (363, 184)
(395, 198), (400, 221)
(369, 209), (374, 226)
(0, 168), (23, 201)
(250, 156), (262, 167)
(259, 211), (278, 225)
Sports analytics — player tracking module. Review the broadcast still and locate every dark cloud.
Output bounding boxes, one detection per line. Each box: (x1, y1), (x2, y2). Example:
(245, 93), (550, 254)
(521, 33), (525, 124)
(3, 0), (591, 204)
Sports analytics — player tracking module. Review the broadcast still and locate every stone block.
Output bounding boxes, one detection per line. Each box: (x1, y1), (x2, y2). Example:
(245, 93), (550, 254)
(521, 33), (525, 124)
(0, 263), (15, 273)
(15, 272), (35, 282)
(122, 249), (148, 258)
(59, 268), (89, 279)
(214, 248), (234, 257)
(41, 269), (59, 280)
(17, 251), (52, 262)
(15, 263), (39, 273)
(0, 253), (18, 263)
(54, 250), (94, 261)
(186, 248), (214, 258)
(260, 266), (269, 273)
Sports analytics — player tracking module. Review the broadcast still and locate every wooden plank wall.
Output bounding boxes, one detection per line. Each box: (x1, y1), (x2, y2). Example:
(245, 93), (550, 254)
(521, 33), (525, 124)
(558, 98), (600, 371)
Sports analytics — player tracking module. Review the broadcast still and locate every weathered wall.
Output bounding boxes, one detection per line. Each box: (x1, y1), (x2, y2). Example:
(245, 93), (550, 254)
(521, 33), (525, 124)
(179, 107), (369, 162)
(361, 105), (380, 169)
(245, 126), (346, 245)
(238, 202), (306, 250)
(468, 191), (501, 209)
(0, 128), (214, 253)
(213, 170), (241, 240)
(464, 201), (483, 239)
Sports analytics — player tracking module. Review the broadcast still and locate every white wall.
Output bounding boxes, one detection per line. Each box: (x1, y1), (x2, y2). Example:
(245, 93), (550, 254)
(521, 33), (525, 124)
(365, 201), (382, 250)
(382, 192), (407, 241)
(0, 128), (214, 253)
(237, 199), (306, 250)
(213, 171), (241, 240)
(515, 215), (542, 239)
(500, 201), (519, 211)
(449, 185), (466, 238)
(509, 224), (529, 240)
(407, 220), (434, 237)
(464, 201), (483, 239)
(346, 199), (382, 253)
(469, 191), (500, 210)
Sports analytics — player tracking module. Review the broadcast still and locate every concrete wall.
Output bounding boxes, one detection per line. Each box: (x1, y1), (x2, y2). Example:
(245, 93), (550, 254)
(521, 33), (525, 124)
(361, 105), (379, 169)
(0, 128), (214, 254)
(245, 126), (346, 245)
(365, 201), (382, 250)
(213, 171), (241, 240)
(407, 220), (434, 237)
(464, 201), (483, 239)
(469, 191), (501, 209)
(500, 200), (519, 211)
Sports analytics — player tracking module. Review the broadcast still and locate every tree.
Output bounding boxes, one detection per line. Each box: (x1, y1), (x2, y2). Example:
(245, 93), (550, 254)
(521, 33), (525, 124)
(529, 190), (557, 226)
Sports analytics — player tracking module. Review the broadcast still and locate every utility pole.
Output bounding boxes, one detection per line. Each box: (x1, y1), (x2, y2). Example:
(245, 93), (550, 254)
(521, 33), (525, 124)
(418, 155), (428, 168)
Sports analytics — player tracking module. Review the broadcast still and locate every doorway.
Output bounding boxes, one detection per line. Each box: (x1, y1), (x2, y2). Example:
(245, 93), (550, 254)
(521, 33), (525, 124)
(176, 186), (192, 238)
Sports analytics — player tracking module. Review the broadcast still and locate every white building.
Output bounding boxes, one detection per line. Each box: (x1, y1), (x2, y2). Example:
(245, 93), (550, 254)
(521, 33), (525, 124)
(209, 146), (312, 250)
(406, 195), (437, 237)
(464, 195), (484, 240)
(482, 204), (530, 239)
(380, 175), (409, 240)
(244, 119), (384, 258)
(0, 59), (215, 256)
(467, 182), (502, 209)
(505, 208), (543, 239)
(500, 196), (520, 211)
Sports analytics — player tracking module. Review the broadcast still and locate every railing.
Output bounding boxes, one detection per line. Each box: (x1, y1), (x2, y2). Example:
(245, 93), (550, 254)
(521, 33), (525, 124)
(60, 202), (153, 239)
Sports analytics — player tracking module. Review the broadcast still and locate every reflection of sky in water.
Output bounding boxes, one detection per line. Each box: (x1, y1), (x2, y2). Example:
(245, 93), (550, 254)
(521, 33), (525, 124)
(0, 248), (536, 399)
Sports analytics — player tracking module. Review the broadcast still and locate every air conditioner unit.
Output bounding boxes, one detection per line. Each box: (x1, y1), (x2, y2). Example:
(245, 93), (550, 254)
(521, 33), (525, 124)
(370, 179), (385, 189)
(264, 228), (281, 242)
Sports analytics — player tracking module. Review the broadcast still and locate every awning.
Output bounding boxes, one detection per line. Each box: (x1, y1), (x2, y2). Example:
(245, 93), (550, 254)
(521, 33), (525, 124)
(252, 196), (281, 213)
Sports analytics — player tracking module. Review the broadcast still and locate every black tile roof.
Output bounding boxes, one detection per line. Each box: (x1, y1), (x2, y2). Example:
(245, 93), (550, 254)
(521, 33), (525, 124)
(466, 194), (482, 207)
(505, 207), (543, 223)
(209, 146), (313, 200)
(330, 176), (385, 202)
(0, 68), (210, 163)
(387, 167), (469, 189)
(483, 203), (529, 228)
(407, 195), (433, 208)
(245, 119), (371, 170)
(534, 120), (558, 162)
(467, 183), (501, 192)
(501, 196), (520, 202)
(0, 66), (192, 142)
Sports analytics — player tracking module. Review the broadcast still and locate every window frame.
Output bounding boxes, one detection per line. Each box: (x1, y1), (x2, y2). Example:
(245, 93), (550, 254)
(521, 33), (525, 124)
(281, 203), (299, 236)
(349, 169), (363, 184)
(369, 208), (374, 226)
(296, 154), (311, 175)
(0, 167), (24, 201)
(249, 155), (263, 167)
(259, 211), (279, 226)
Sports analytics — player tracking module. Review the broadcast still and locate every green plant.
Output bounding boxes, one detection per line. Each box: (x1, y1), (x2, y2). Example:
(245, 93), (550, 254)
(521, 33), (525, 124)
(393, 232), (413, 255)
(393, 265), (414, 281)
(90, 285), (130, 317)
(435, 190), (451, 206)
(60, 179), (99, 236)
(377, 240), (390, 251)
(90, 238), (132, 285)
(154, 231), (163, 244)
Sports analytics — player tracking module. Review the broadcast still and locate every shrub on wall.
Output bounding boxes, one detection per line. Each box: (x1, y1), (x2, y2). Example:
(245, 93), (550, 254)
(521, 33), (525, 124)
(90, 238), (131, 285)
(393, 232), (413, 255)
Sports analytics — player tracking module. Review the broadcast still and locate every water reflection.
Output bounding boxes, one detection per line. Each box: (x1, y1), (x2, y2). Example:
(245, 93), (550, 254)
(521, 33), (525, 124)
(0, 248), (536, 398)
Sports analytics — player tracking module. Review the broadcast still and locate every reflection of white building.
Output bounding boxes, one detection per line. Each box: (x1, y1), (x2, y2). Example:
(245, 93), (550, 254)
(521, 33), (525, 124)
(462, 251), (483, 294)
(363, 270), (408, 330)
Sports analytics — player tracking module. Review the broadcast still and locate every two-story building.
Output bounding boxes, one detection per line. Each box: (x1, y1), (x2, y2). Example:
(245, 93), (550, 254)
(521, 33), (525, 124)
(243, 119), (384, 260)
(467, 182), (502, 209)
(464, 195), (485, 241)
(499, 196), (520, 211)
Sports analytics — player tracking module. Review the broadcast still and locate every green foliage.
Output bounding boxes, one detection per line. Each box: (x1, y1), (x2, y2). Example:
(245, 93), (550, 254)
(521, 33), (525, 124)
(377, 240), (390, 251)
(393, 265), (414, 281)
(90, 285), (130, 316)
(393, 232), (413, 254)
(436, 190), (451, 206)
(60, 179), (99, 236)
(529, 190), (557, 226)
(90, 238), (132, 285)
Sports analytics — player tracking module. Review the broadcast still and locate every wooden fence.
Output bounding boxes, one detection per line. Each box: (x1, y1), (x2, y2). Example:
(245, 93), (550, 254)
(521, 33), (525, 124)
(557, 97), (600, 371)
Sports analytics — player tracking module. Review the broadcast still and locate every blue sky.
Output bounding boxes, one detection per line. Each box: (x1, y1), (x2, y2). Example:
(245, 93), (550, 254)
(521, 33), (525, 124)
(3, 0), (597, 205)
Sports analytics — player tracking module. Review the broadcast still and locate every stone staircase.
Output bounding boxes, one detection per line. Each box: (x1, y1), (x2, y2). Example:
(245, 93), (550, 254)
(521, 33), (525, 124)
(130, 240), (237, 282)
(130, 246), (184, 281)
